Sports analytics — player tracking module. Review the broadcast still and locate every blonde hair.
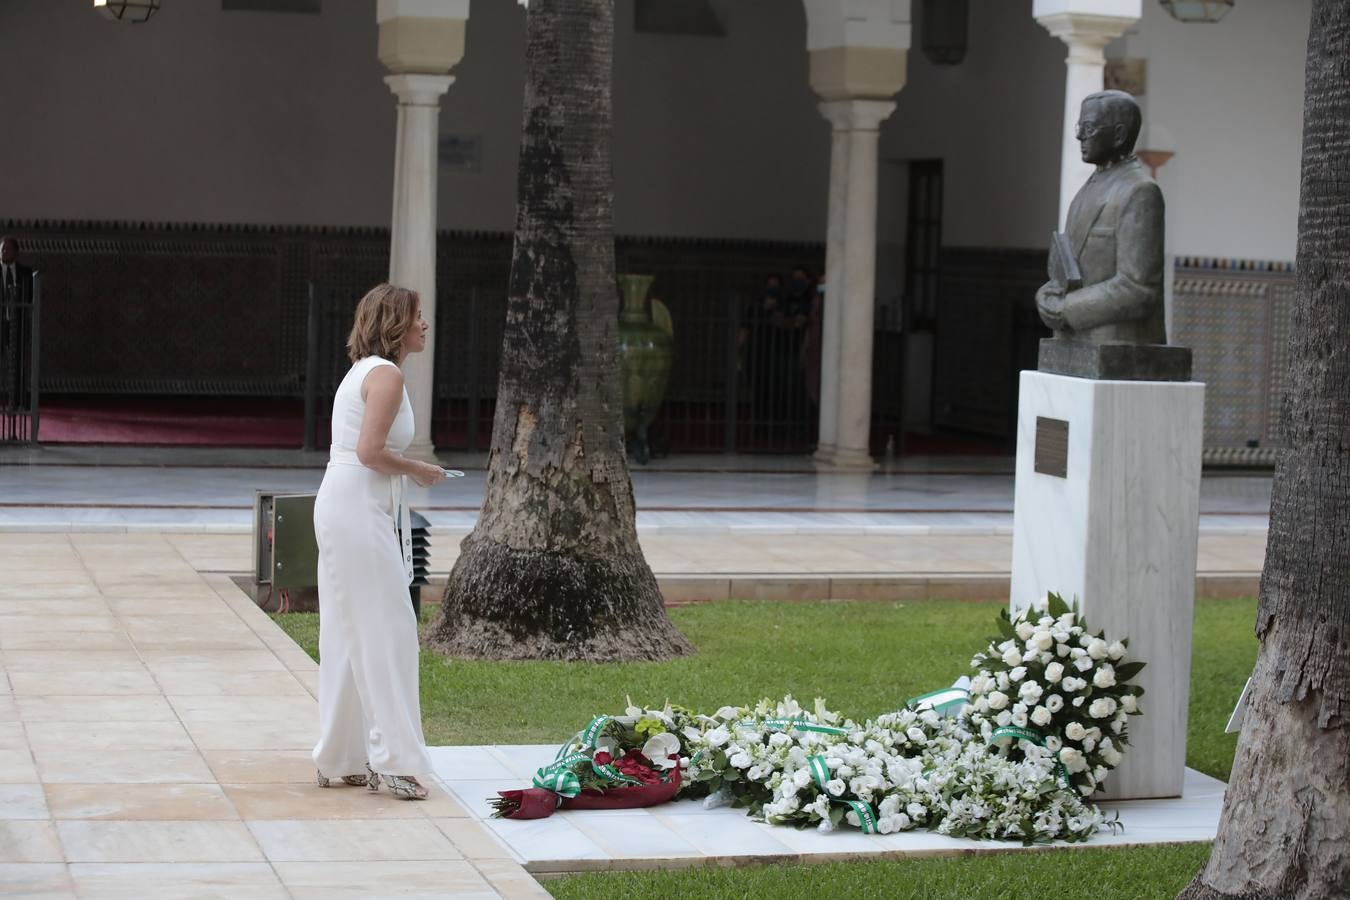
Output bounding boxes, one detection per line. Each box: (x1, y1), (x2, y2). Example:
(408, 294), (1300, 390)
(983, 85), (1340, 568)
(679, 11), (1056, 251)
(346, 283), (420, 363)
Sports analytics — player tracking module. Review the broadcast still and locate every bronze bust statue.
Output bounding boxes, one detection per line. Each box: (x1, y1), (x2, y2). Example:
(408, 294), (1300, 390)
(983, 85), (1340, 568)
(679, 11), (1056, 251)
(1035, 90), (1189, 380)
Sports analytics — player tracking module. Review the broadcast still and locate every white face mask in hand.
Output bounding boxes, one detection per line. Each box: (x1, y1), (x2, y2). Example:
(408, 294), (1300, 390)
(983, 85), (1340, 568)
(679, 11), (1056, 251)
(440, 469), (466, 480)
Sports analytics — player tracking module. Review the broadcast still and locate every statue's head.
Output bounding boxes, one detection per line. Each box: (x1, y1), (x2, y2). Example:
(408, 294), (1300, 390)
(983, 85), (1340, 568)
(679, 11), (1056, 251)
(1076, 90), (1141, 166)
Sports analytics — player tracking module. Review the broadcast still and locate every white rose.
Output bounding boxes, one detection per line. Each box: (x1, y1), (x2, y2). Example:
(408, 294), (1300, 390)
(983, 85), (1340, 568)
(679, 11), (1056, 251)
(1044, 662), (1065, 683)
(1031, 705), (1053, 727)
(1121, 694), (1139, 714)
(1031, 631), (1055, 652)
(997, 671), (1011, 691)
(1018, 681), (1044, 705)
(1058, 613), (1077, 629)
(768, 732), (792, 748)
(1107, 641), (1127, 660)
(1045, 694), (1065, 713)
(1111, 717), (1125, 734)
(995, 710), (1013, 727)
(1079, 634), (1094, 649)
(1073, 656), (1094, 672)
(1015, 621), (1035, 640)
(1011, 710), (1028, 728)
(1101, 746), (1123, 766)
(1045, 735), (1063, 751)
(1088, 698), (1117, 719)
(1058, 747), (1088, 774)
(1073, 697), (1085, 707)
(729, 752), (752, 768)
(825, 778), (846, 797)
(905, 726), (927, 744)
(1093, 765), (1110, 784)
(1057, 643), (1071, 657)
(974, 696), (990, 714)
(704, 727), (729, 748)
(907, 802), (926, 820)
(1086, 727), (1102, 742)
(987, 691), (1010, 711)
(1070, 647), (1087, 659)
(1002, 648), (1023, 667)
(1082, 736), (1096, 753)
(1065, 722), (1086, 740)
(970, 673), (993, 694)
(1009, 666), (1028, 683)
(1087, 638), (1109, 660)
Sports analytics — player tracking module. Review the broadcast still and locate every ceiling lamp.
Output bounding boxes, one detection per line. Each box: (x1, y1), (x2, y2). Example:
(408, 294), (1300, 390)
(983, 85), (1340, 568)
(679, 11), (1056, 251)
(94, 0), (161, 23)
(1159, 0), (1234, 23)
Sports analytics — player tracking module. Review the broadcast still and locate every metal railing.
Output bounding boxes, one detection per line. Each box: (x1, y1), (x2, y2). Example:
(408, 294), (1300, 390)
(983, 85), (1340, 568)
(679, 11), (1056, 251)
(1, 270), (40, 442)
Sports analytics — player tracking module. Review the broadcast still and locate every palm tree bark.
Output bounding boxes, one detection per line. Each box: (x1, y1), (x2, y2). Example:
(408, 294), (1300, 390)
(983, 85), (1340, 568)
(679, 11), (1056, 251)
(1179, 2), (1350, 897)
(425, 0), (692, 661)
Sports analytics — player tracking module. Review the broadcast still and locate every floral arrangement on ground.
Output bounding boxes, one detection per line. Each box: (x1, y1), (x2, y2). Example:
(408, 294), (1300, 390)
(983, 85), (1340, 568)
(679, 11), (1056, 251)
(491, 592), (1145, 845)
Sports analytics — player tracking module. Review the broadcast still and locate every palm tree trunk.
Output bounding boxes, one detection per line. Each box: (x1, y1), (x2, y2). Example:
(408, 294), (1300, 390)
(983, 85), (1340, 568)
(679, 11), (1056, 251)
(1179, 1), (1350, 896)
(425, 0), (692, 661)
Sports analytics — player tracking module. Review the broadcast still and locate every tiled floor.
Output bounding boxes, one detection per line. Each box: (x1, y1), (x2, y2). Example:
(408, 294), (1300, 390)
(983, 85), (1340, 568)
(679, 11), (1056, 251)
(432, 745), (1226, 874)
(0, 450), (1271, 536)
(0, 533), (545, 899)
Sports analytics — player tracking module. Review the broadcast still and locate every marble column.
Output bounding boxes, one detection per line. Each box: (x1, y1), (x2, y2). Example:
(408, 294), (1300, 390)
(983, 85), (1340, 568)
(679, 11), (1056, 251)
(820, 99), (895, 470)
(385, 73), (452, 462)
(1034, 4), (1139, 228)
(813, 107), (852, 463)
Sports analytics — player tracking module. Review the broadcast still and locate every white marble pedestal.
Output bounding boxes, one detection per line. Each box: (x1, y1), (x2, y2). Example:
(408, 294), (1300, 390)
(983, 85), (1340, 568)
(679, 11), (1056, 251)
(1010, 371), (1205, 800)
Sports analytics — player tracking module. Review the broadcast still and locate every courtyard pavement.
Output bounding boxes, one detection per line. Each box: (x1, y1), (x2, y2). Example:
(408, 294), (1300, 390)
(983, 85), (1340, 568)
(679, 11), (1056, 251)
(0, 533), (543, 898)
(0, 449), (1266, 894)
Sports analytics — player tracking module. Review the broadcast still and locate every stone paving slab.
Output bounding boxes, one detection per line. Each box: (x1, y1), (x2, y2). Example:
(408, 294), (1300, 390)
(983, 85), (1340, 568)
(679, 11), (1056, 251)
(431, 744), (1225, 875)
(0, 534), (546, 899)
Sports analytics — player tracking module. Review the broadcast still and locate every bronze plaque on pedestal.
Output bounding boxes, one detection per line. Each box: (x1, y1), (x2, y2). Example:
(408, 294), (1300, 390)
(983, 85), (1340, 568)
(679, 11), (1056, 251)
(1035, 417), (1069, 478)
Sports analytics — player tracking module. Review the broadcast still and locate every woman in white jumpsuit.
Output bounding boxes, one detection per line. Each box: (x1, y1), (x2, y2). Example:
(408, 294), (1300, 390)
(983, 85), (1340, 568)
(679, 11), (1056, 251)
(311, 283), (445, 800)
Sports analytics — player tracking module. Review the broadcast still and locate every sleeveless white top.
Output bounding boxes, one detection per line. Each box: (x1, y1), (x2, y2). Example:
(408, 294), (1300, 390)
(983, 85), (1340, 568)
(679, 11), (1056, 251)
(330, 355), (413, 457)
(326, 355), (415, 583)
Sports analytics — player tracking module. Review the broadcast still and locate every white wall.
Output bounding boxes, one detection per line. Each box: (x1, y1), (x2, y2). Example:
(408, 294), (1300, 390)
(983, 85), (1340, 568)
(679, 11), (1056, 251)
(0, 0), (831, 239)
(1124, 0), (1309, 262)
(0, 0), (394, 227)
(0, 0), (1311, 261)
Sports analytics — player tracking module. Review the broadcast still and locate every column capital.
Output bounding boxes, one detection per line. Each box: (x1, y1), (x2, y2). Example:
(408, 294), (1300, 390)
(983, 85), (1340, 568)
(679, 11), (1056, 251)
(384, 73), (454, 107)
(377, 1), (469, 76)
(1035, 12), (1137, 65)
(817, 98), (896, 133)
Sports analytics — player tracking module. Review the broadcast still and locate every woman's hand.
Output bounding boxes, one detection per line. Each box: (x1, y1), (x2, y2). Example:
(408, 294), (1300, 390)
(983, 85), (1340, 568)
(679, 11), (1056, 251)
(409, 461), (446, 488)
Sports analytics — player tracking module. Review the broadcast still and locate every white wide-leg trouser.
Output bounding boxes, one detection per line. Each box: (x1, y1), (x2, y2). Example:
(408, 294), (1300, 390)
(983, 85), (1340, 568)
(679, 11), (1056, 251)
(311, 462), (432, 777)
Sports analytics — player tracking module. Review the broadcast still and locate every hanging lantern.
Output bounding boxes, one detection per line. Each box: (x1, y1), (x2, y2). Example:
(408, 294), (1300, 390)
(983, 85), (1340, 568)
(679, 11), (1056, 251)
(94, 0), (161, 23)
(921, 0), (968, 65)
(1159, 0), (1234, 23)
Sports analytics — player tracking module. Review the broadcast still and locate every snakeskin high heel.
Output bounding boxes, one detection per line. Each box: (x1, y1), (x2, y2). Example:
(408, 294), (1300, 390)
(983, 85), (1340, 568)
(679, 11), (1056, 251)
(316, 769), (370, 788)
(366, 763), (429, 800)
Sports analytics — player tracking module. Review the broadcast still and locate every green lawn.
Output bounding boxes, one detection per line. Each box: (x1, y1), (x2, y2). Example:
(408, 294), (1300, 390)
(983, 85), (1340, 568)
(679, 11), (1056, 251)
(273, 595), (1258, 899)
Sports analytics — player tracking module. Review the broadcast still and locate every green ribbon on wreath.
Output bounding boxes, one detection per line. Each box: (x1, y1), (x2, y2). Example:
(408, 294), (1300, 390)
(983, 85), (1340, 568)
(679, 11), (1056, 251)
(989, 725), (1071, 789)
(805, 754), (878, 834)
(741, 718), (849, 736)
(906, 686), (970, 718)
(541, 715), (642, 796)
(532, 752), (590, 798)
